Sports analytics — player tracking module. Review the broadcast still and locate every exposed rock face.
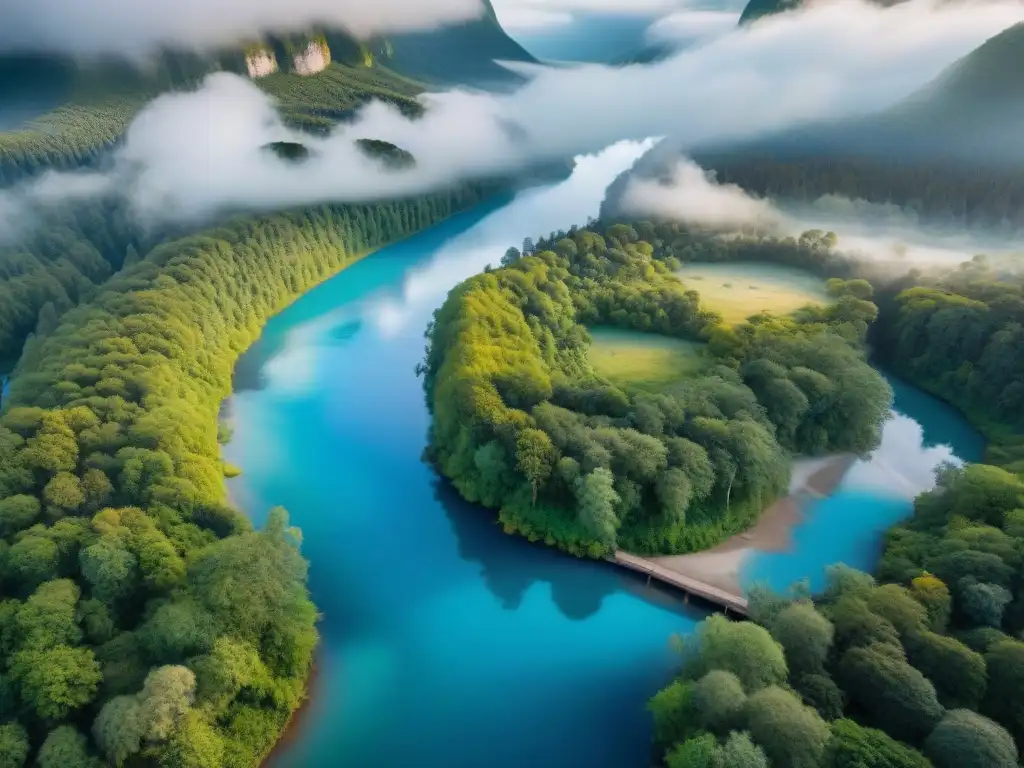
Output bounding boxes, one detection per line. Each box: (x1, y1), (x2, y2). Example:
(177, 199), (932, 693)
(293, 41), (331, 76)
(245, 50), (278, 78)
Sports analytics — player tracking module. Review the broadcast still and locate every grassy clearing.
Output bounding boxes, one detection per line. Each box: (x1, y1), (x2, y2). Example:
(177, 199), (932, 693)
(588, 326), (709, 392)
(676, 262), (829, 324)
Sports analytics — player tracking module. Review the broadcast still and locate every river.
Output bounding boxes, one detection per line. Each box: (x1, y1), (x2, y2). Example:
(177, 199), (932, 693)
(223, 142), (983, 768)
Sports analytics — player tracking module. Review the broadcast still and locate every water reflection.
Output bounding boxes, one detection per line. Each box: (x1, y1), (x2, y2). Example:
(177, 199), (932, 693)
(742, 374), (984, 593)
(222, 136), (985, 767)
(844, 412), (961, 498)
(226, 141), (713, 768)
(366, 139), (656, 340)
(437, 478), (615, 620)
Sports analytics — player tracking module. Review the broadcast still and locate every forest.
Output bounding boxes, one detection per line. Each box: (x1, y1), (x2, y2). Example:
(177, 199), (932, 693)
(0, 197), (143, 372)
(0, 53), (423, 186)
(0, 184), (494, 766)
(620, 217), (1024, 468)
(421, 220), (892, 557)
(615, 214), (1024, 767)
(648, 556), (1023, 768)
(871, 258), (1024, 470)
(649, 446), (1024, 767)
(700, 151), (1024, 231)
(0, 51), (438, 374)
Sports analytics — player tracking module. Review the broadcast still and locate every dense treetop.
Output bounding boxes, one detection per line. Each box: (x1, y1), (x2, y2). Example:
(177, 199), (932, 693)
(0, 54), (423, 187)
(651, 561), (1023, 768)
(0, 184), (493, 765)
(422, 219), (891, 556)
(872, 257), (1024, 470)
(633, 198), (1024, 768)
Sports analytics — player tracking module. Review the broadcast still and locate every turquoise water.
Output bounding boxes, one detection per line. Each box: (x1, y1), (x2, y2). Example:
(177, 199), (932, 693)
(226, 142), (709, 768)
(224, 143), (983, 767)
(741, 374), (985, 594)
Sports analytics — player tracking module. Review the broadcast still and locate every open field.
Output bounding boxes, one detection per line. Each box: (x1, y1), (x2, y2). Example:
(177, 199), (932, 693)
(588, 326), (709, 392)
(676, 262), (829, 324)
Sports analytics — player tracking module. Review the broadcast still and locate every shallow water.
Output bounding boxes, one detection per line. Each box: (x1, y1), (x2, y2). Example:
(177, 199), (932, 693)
(742, 374), (985, 594)
(224, 143), (983, 767)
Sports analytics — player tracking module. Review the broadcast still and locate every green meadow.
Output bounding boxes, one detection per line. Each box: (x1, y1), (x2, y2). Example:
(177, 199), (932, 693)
(588, 326), (710, 393)
(677, 262), (829, 324)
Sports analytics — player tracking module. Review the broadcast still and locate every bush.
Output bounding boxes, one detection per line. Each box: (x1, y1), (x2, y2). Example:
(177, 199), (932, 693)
(649, 680), (697, 748)
(825, 719), (931, 768)
(744, 686), (830, 768)
(983, 639), (1024, 745)
(957, 627), (1009, 653)
(824, 564), (876, 603)
(667, 733), (718, 768)
(865, 585), (928, 639)
(910, 574), (952, 632)
(692, 670), (746, 734)
(686, 615), (788, 692)
(925, 709), (1018, 768)
(769, 602), (834, 676)
(795, 673), (845, 721)
(960, 580), (1012, 628)
(718, 732), (768, 768)
(829, 596), (901, 654)
(906, 630), (986, 710)
(0, 724), (29, 768)
(838, 644), (944, 742)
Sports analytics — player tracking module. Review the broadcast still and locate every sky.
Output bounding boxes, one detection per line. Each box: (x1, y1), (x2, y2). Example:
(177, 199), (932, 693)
(0, 0), (486, 57)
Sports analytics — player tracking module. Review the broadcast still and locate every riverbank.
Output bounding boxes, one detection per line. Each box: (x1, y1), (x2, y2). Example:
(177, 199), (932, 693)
(645, 454), (857, 595)
(261, 656), (322, 768)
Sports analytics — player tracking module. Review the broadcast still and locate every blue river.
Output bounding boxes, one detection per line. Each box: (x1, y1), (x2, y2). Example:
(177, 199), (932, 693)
(223, 142), (983, 768)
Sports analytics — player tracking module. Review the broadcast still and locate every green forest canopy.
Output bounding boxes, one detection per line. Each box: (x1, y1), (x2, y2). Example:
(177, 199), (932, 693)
(652, 450), (1024, 768)
(0, 184), (493, 766)
(650, 559), (1021, 768)
(639, 211), (1024, 768)
(0, 57), (431, 372)
(0, 53), (424, 187)
(422, 220), (891, 557)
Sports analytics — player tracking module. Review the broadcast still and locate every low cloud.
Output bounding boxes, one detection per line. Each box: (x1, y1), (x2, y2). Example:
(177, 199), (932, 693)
(496, 8), (576, 30)
(620, 157), (1022, 264)
(0, 0), (486, 57)
(11, 0), (1024, 229)
(494, 0), (686, 31)
(620, 158), (779, 228)
(646, 10), (742, 43)
(497, 0), (686, 16)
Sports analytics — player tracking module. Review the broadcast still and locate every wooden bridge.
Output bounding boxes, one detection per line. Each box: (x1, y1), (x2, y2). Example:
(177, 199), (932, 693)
(611, 551), (749, 617)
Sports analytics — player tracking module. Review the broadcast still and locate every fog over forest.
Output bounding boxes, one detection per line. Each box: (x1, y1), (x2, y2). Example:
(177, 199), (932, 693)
(2, 0), (1022, 232)
(620, 157), (1024, 266)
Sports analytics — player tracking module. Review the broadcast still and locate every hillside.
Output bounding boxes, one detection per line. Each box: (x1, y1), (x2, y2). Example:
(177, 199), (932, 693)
(677, 22), (1024, 227)
(379, 0), (536, 85)
(0, 36), (426, 185)
(739, 0), (902, 24)
(738, 0), (804, 25)
(878, 20), (1024, 158)
(726, 20), (1024, 162)
(0, 3), (535, 185)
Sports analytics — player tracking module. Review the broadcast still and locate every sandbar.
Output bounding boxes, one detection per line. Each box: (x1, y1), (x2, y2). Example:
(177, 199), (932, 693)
(649, 454), (858, 595)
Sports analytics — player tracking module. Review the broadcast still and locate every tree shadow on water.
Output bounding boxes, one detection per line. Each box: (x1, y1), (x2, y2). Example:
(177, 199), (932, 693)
(433, 477), (701, 623)
(232, 335), (283, 393)
(232, 317), (363, 393)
